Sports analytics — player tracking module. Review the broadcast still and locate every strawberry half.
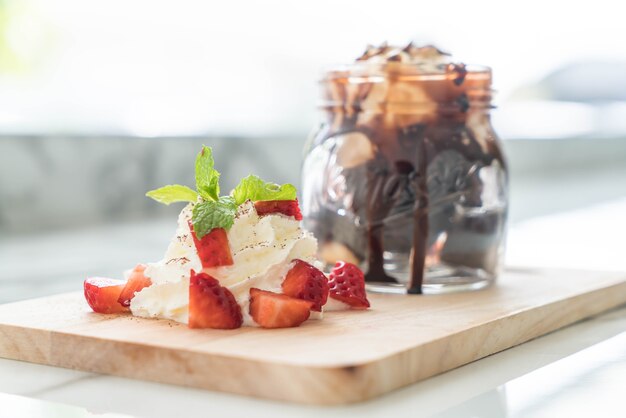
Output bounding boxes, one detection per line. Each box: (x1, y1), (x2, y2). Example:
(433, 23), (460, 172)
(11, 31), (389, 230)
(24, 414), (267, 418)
(281, 259), (329, 311)
(188, 221), (234, 268)
(118, 264), (152, 307)
(328, 261), (370, 309)
(249, 288), (312, 329)
(84, 277), (130, 314)
(254, 200), (303, 220)
(189, 270), (242, 329)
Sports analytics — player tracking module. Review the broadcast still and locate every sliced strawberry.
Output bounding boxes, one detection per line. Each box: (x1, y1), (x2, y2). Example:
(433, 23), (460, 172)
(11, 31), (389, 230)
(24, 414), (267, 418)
(281, 259), (329, 311)
(189, 270), (242, 329)
(84, 277), (129, 314)
(188, 221), (234, 268)
(249, 288), (312, 329)
(117, 264), (152, 307)
(254, 200), (303, 220)
(328, 261), (370, 309)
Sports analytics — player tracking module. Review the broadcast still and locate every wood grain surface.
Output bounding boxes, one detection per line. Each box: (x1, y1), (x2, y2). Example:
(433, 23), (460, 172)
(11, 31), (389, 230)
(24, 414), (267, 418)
(1, 267), (625, 405)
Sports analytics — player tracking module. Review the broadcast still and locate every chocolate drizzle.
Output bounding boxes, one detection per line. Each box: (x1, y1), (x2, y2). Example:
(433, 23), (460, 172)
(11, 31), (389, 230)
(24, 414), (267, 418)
(363, 159), (416, 284)
(408, 137), (430, 294)
(364, 163), (399, 283)
(448, 63), (468, 86)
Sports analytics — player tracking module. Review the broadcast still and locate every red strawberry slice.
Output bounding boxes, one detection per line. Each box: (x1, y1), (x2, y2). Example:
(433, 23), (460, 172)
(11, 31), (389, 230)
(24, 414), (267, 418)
(117, 264), (152, 307)
(188, 221), (234, 268)
(281, 259), (329, 311)
(84, 277), (129, 314)
(249, 288), (312, 329)
(254, 200), (303, 220)
(189, 270), (242, 329)
(328, 261), (370, 309)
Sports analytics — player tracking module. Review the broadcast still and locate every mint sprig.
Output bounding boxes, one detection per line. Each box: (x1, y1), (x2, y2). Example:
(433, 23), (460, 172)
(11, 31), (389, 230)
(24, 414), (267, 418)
(146, 146), (299, 239)
(195, 146), (220, 201)
(192, 196), (237, 236)
(145, 184), (198, 205)
(233, 175), (297, 206)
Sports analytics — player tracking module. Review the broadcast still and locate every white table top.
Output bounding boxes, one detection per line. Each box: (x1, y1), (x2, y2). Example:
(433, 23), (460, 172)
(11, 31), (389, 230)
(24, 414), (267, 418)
(2, 198), (626, 418)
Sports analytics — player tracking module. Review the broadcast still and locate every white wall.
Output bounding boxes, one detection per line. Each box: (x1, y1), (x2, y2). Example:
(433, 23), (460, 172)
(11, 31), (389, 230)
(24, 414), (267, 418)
(0, 0), (624, 136)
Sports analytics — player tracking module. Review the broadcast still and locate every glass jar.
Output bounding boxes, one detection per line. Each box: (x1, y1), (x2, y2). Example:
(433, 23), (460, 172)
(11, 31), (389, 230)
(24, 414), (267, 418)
(301, 62), (508, 294)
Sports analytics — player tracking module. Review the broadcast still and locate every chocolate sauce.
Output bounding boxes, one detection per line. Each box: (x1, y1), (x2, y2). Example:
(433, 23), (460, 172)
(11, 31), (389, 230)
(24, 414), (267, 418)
(364, 162), (401, 283)
(449, 63), (468, 86)
(408, 137), (430, 294)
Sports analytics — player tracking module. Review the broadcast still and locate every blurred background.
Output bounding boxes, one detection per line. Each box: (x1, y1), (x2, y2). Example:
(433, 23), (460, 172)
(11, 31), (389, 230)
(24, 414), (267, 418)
(2, 0), (626, 301)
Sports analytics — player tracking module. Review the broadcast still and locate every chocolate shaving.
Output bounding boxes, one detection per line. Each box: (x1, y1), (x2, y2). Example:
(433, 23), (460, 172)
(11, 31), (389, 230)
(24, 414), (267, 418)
(166, 257), (190, 265)
(448, 63), (467, 86)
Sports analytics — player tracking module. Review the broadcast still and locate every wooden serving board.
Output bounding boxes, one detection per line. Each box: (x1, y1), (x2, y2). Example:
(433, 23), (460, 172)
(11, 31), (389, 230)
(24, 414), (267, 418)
(1, 267), (626, 405)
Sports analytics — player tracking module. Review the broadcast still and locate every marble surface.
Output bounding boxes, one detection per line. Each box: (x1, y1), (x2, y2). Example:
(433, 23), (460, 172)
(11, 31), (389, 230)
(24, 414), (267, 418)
(3, 135), (626, 235)
(432, 330), (626, 418)
(0, 393), (132, 418)
(1, 199), (626, 417)
(0, 136), (306, 234)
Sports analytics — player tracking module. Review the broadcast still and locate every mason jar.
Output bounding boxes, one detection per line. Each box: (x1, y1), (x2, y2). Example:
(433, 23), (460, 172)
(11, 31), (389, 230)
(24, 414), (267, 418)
(301, 60), (508, 294)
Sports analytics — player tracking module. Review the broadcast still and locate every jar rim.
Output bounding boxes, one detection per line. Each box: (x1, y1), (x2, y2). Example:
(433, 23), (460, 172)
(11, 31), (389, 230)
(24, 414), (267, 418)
(320, 63), (491, 81)
(318, 62), (493, 113)
(316, 101), (495, 113)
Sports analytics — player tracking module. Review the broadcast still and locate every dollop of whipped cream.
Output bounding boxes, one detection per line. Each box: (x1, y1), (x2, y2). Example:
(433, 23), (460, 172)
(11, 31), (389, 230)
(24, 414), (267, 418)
(130, 201), (319, 326)
(355, 42), (454, 72)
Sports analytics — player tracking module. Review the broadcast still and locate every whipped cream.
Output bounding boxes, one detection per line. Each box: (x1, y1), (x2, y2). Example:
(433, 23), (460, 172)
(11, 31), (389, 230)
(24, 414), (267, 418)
(130, 205), (199, 323)
(130, 201), (319, 326)
(330, 43), (467, 128)
(356, 43), (453, 71)
(323, 298), (350, 312)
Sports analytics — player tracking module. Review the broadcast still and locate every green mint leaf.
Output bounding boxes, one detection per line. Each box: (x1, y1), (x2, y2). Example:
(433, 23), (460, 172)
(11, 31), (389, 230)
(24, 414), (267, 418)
(195, 145), (220, 201)
(232, 175), (297, 205)
(145, 185), (198, 205)
(191, 196), (237, 238)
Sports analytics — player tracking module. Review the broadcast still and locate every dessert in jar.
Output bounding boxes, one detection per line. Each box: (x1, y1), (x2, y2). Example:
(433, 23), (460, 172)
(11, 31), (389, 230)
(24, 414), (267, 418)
(301, 43), (509, 294)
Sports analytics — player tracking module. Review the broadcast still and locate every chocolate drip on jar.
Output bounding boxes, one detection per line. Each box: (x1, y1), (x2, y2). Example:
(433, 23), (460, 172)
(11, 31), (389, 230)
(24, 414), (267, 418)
(408, 137), (430, 294)
(364, 162), (400, 283)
